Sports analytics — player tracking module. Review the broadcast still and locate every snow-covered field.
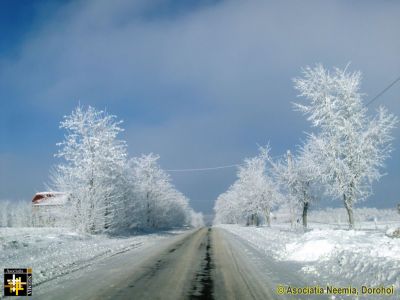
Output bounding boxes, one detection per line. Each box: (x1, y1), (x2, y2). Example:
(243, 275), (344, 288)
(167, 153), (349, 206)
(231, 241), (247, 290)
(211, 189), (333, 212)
(218, 209), (400, 299)
(0, 227), (187, 287)
(273, 207), (400, 230)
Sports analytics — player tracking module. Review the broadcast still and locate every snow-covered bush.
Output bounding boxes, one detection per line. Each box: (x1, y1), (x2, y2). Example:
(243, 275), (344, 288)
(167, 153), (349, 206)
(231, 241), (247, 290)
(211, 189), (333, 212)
(386, 227), (400, 238)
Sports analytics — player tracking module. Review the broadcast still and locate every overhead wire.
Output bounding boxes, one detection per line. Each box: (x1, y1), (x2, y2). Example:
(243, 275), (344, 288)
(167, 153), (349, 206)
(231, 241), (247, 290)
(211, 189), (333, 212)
(165, 74), (400, 173)
(165, 155), (284, 172)
(165, 164), (240, 172)
(366, 74), (400, 106)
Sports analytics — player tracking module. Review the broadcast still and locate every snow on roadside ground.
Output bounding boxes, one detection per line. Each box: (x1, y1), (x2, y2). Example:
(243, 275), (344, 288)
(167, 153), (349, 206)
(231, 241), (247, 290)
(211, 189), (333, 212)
(0, 227), (187, 287)
(218, 223), (400, 297)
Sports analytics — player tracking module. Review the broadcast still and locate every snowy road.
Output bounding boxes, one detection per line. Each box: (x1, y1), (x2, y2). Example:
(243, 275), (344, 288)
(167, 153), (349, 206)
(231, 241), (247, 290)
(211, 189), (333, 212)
(32, 227), (308, 300)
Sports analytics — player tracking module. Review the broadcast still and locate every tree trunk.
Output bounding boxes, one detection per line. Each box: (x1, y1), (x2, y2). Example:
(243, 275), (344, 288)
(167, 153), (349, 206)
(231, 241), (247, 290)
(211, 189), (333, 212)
(289, 203), (295, 229)
(255, 214), (260, 227)
(344, 194), (354, 229)
(104, 206), (110, 230)
(146, 192), (151, 228)
(264, 208), (271, 227)
(89, 196), (96, 233)
(302, 201), (309, 229)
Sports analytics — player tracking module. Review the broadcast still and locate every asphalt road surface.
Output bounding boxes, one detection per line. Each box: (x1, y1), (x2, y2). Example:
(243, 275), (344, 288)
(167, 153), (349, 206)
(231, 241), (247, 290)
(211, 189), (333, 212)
(32, 227), (301, 300)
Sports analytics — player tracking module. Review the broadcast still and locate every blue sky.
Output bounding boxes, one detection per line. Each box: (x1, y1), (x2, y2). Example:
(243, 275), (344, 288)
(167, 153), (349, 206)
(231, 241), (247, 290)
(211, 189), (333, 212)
(0, 0), (399, 215)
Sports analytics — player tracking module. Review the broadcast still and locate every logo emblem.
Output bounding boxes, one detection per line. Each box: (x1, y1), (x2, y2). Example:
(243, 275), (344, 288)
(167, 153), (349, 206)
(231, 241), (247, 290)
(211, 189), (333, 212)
(4, 268), (32, 296)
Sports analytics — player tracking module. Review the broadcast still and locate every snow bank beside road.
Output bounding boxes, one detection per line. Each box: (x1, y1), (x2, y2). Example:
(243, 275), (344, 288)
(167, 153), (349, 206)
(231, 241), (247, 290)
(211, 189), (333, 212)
(0, 227), (187, 286)
(218, 224), (400, 292)
(285, 238), (334, 262)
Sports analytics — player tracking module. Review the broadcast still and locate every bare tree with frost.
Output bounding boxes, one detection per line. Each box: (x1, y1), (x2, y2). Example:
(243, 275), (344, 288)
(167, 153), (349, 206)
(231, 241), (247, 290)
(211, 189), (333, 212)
(294, 65), (398, 229)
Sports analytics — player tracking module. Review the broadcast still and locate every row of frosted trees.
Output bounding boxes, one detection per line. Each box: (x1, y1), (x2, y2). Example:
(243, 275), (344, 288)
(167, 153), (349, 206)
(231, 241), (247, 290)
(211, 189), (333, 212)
(0, 200), (33, 227)
(50, 106), (203, 234)
(214, 65), (397, 229)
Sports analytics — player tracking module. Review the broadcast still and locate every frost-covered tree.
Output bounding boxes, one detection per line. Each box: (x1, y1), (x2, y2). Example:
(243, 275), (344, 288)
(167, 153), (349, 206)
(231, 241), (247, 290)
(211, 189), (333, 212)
(237, 151), (282, 226)
(0, 201), (9, 227)
(272, 144), (322, 229)
(214, 148), (282, 226)
(296, 140), (323, 228)
(0, 200), (33, 227)
(270, 151), (299, 228)
(129, 153), (192, 229)
(190, 211), (205, 227)
(49, 105), (200, 233)
(294, 65), (398, 228)
(214, 185), (242, 224)
(129, 153), (170, 228)
(51, 106), (128, 233)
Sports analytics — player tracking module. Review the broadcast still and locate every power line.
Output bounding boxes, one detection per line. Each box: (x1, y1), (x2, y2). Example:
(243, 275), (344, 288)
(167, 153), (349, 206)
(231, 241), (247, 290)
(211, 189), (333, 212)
(366, 74), (400, 106)
(165, 164), (241, 172)
(164, 74), (400, 173)
(165, 155), (284, 172)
